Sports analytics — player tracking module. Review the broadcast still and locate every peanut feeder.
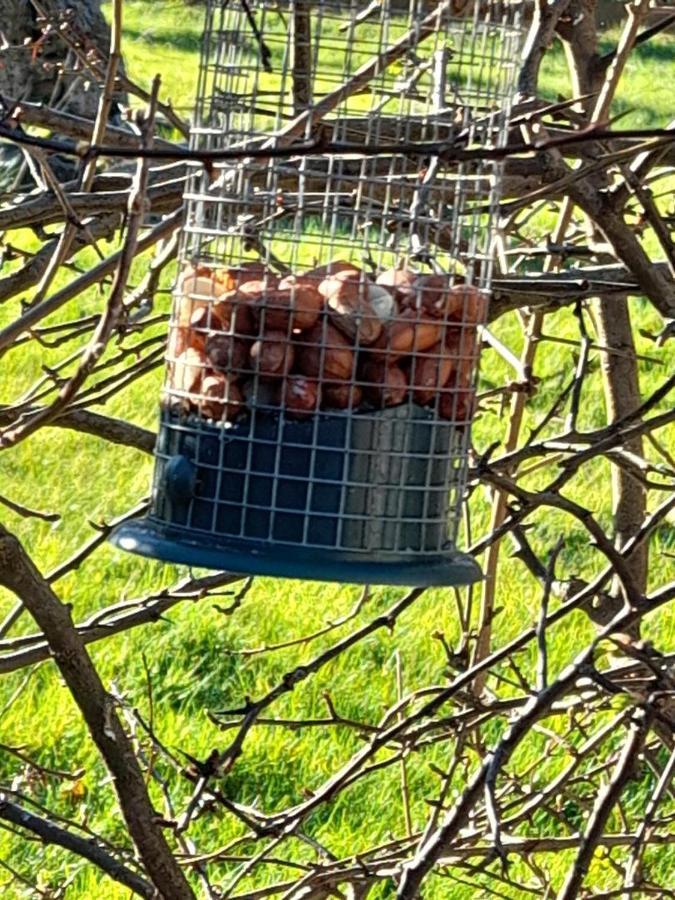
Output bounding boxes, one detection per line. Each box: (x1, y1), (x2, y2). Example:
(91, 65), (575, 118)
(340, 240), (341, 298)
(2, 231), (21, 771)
(112, 0), (523, 585)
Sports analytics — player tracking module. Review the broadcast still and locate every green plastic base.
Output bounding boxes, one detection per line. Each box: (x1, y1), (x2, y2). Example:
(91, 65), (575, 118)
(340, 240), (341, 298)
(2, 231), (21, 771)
(111, 519), (483, 587)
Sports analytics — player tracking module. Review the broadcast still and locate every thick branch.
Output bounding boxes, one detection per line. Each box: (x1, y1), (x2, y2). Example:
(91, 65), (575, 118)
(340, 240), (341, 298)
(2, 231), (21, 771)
(0, 797), (153, 898)
(518, 0), (573, 97)
(0, 569), (241, 674)
(557, 706), (652, 899)
(0, 525), (195, 899)
(0, 94), (177, 150)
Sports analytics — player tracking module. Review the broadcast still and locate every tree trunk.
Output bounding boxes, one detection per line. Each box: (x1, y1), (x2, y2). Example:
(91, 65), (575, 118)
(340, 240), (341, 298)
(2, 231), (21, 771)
(595, 296), (648, 592)
(0, 0), (114, 117)
(0, 0), (125, 188)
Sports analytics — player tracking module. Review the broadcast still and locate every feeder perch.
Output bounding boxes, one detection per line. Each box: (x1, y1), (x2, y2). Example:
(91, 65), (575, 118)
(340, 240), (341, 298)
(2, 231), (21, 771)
(112, 0), (522, 585)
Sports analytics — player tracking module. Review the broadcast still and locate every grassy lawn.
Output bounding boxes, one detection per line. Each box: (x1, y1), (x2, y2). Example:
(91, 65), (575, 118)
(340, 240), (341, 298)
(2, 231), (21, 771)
(0, 2), (672, 896)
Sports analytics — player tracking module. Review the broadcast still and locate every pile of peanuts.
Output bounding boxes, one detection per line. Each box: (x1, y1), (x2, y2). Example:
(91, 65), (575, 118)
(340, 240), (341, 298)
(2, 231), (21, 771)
(166, 259), (485, 423)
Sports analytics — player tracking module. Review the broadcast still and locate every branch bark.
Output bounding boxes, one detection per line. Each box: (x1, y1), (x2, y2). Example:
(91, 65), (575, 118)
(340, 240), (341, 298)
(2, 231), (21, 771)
(0, 796), (153, 898)
(0, 525), (196, 899)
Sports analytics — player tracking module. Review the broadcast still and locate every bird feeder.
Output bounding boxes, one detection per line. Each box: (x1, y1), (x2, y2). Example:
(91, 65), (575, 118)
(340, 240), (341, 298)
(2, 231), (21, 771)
(112, 0), (522, 585)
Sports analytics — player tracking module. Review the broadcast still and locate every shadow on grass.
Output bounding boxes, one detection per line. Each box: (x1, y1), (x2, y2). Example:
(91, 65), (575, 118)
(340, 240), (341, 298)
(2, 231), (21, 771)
(609, 95), (672, 128)
(123, 26), (202, 54)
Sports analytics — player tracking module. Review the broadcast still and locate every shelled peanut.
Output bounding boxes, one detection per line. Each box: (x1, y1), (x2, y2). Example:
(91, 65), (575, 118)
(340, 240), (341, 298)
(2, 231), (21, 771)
(166, 259), (485, 425)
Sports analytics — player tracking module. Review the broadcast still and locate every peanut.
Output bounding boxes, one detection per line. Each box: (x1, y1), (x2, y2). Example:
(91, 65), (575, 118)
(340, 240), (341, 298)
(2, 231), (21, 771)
(445, 326), (479, 398)
(317, 268), (366, 298)
(188, 305), (227, 354)
(296, 321), (355, 382)
(211, 292), (256, 336)
(323, 278), (383, 346)
(277, 275), (323, 330)
(361, 360), (408, 407)
(167, 325), (190, 360)
(171, 346), (206, 396)
(446, 284), (488, 323)
(250, 330), (295, 378)
(375, 267), (417, 306)
(200, 373), (245, 421)
(303, 260), (361, 288)
(255, 282), (322, 332)
(410, 343), (455, 406)
(438, 386), (476, 423)
(414, 274), (454, 319)
(372, 308), (442, 362)
(322, 383), (363, 410)
(174, 275), (217, 328)
(205, 333), (250, 376)
(282, 376), (320, 418)
(177, 271), (228, 327)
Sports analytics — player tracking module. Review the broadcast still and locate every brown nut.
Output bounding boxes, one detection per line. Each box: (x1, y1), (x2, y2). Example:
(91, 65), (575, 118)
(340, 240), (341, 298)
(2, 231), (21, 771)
(205, 332), (250, 376)
(303, 260), (361, 288)
(375, 267), (417, 306)
(179, 265), (229, 297)
(322, 383), (363, 411)
(438, 351), (476, 423)
(446, 284), (488, 323)
(167, 324), (191, 360)
(277, 275), (324, 330)
(235, 279), (265, 301)
(250, 330), (295, 378)
(296, 322), (355, 382)
(372, 309), (442, 362)
(211, 294), (257, 336)
(398, 274), (473, 320)
(410, 343), (455, 406)
(323, 278), (383, 346)
(224, 262), (275, 291)
(200, 373), (245, 421)
(255, 283), (322, 332)
(177, 269), (229, 327)
(187, 305), (226, 355)
(255, 289), (292, 330)
(171, 346), (206, 396)
(457, 391), (477, 422)
(317, 268), (370, 300)
(189, 304), (226, 332)
(175, 292), (211, 331)
(413, 274), (456, 319)
(214, 284), (265, 334)
(237, 274), (281, 300)
(438, 387), (477, 423)
(282, 376), (320, 418)
(360, 361), (408, 407)
(182, 262), (232, 286)
(445, 326), (479, 395)
(175, 295), (205, 331)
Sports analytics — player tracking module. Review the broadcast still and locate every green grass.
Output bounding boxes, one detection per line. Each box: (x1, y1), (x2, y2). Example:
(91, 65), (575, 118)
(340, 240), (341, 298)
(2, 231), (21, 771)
(0, 3), (673, 897)
(116, 0), (675, 132)
(119, 0), (203, 117)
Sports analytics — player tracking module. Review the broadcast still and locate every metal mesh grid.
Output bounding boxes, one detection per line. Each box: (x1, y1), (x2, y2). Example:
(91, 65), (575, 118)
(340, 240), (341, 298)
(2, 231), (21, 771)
(153, 0), (522, 560)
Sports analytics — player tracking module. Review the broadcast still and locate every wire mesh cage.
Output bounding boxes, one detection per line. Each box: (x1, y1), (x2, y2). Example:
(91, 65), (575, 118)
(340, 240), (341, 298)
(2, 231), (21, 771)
(112, 0), (523, 585)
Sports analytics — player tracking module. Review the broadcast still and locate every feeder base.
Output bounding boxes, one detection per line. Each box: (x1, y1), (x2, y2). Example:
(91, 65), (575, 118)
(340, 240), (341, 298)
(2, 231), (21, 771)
(111, 519), (482, 587)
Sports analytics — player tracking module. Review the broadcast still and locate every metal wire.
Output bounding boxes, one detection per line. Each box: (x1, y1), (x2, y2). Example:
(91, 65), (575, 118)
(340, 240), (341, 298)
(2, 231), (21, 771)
(153, 0), (522, 560)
